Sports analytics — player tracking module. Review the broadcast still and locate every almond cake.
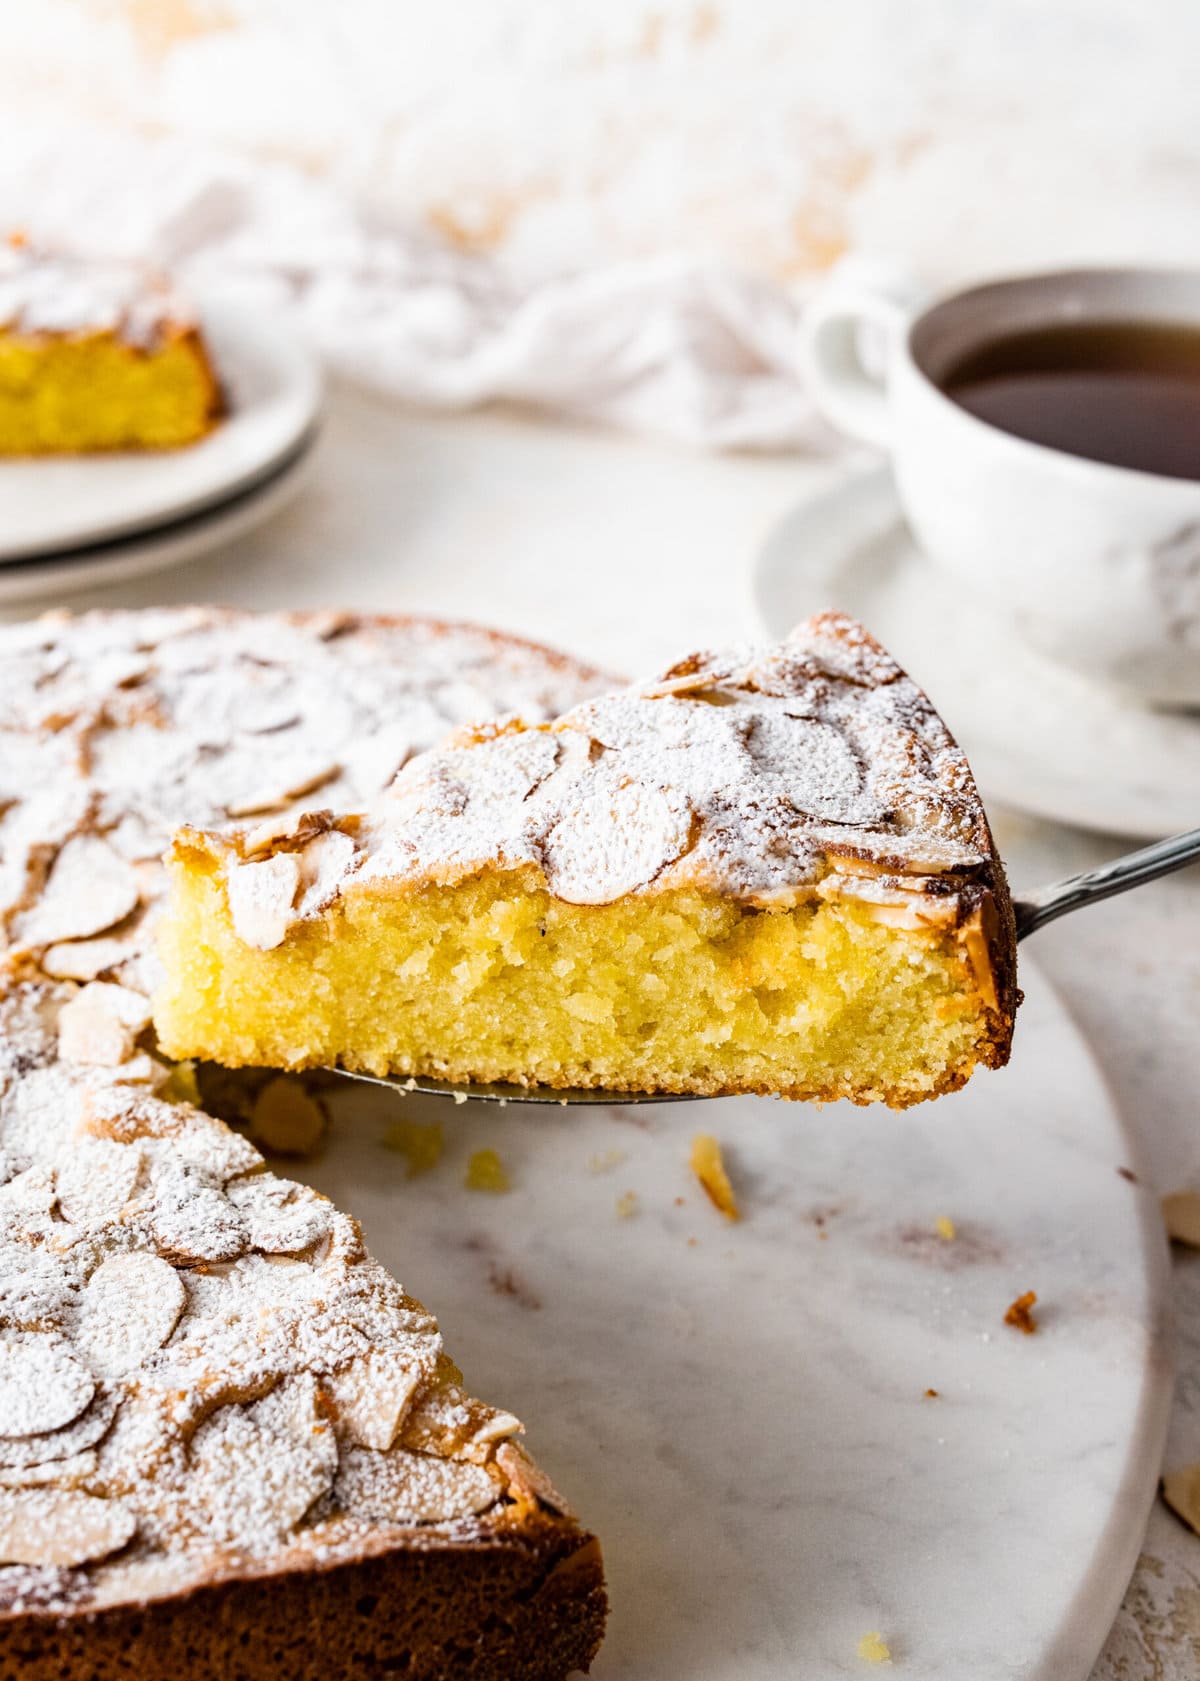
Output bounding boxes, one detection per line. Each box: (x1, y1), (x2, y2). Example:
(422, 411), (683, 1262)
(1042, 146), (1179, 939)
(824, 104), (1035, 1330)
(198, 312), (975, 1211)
(0, 607), (610, 1678)
(157, 614), (1019, 1106)
(0, 241), (221, 454)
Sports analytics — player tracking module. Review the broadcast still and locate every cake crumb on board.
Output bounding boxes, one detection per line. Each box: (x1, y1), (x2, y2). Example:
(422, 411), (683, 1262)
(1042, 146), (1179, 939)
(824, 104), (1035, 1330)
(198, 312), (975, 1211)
(466, 1148), (511, 1193)
(690, 1134), (739, 1220)
(383, 1114), (445, 1178)
(1004, 1290), (1038, 1334)
(857, 1631), (892, 1663)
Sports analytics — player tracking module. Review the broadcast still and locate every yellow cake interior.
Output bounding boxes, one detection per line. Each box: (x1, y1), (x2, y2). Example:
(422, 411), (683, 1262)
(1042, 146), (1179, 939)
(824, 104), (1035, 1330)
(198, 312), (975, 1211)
(0, 329), (219, 453)
(156, 853), (996, 1107)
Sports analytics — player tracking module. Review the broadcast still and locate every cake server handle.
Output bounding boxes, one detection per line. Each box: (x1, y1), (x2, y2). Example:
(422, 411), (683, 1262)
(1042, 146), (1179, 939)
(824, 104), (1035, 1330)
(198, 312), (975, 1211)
(1013, 825), (1200, 942)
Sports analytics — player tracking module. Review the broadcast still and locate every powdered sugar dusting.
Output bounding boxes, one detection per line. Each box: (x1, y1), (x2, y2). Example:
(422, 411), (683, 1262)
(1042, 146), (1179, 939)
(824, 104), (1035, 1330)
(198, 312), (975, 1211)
(240, 613), (993, 925)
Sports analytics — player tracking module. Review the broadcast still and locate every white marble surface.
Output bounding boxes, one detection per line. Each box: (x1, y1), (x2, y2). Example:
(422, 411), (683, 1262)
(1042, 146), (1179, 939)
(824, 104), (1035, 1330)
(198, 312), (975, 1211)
(309, 964), (1169, 1680)
(5, 389), (1200, 1674)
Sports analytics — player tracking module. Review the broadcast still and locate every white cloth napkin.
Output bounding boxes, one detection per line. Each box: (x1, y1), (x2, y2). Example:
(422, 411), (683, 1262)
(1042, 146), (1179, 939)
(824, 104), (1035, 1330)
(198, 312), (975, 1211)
(0, 124), (831, 453)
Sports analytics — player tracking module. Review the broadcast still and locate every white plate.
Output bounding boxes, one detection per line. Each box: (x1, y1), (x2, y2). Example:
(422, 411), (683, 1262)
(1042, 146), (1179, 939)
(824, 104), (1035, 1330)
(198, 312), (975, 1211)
(0, 299), (322, 561)
(0, 432), (314, 606)
(753, 464), (1200, 839)
(307, 960), (1169, 1681)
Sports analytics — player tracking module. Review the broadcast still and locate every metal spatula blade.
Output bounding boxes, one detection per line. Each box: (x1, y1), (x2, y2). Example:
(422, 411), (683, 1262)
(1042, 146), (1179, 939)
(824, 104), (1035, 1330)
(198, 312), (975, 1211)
(328, 825), (1200, 1106)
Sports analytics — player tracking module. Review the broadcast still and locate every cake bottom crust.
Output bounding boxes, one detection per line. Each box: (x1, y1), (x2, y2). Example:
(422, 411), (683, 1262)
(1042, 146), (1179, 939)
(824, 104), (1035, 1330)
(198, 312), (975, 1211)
(0, 1521), (606, 1681)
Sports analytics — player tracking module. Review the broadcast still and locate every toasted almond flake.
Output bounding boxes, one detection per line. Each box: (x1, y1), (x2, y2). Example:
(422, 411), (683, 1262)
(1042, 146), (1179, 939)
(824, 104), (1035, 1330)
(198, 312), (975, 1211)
(242, 808), (335, 857)
(1163, 1191), (1200, 1248)
(935, 1215), (957, 1241)
(327, 1350), (424, 1451)
(226, 854), (301, 951)
(382, 1115), (444, 1178)
(0, 1449), (97, 1489)
(1004, 1290), (1039, 1334)
(0, 1489), (136, 1567)
(58, 982), (152, 1068)
(184, 1378), (337, 1546)
(55, 1139), (142, 1228)
(42, 930), (141, 982)
(0, 1337), (95, 1439)
(690, 1134), (740, 1221)
(76, 1253), (185, 1380)
(14, 836), (141, 948)
(248, 1077), (327, 1157)
(857, 1631), (892, 1664)
(495, 1440), (574, 1518)
(465, 1149), (510, 1193)
(225, 760), (341, 819)
(1163, 1463), (1200, 1534)
(0, 1391), (119, 1473)
(334, 1444), (498, 1524)
(226, 1175), (330, 1254)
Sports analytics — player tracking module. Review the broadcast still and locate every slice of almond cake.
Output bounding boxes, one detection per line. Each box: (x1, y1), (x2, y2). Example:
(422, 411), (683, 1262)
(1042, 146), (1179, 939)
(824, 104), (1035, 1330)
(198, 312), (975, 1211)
(157, 615), (1018, 1107)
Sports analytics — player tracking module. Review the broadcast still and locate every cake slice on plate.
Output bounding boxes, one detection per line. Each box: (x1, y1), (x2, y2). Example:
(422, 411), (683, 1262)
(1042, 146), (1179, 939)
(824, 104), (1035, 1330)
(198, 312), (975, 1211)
(0, 240), (221, 454)
(156, 614), (1018, 1107)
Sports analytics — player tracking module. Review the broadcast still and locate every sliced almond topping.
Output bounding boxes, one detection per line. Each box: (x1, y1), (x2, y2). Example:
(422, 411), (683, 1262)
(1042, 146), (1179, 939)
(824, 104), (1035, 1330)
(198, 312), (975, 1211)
(76, 1253), (185, 1380)
(327, 1350), (423, 1451)
(542, 780), (693, 905)
(248, 1078), (327, 1158)
(0, 1390), (119, 1473)
(1163, 1191), (1200, 1248)
(42, 929), (142, 983)
(55, 1139), (142, 1228)
(242, 808), (335, 858)
(225, 759), (341, 819)
(226, 853), (301, 950)
(0, 1449), (98, 1489)
(226, 1175), (330, 1254)
(1163, 1463), (1200, 1534)
(14, 836), (141, 948)
(184, 1377), (337, 1546)
(335, 1444), (498, 1525)
(58, 982), (152, 1068)
(495, 1439), (575, 1518)
(0, 1489), (136, 1567)
(0, 1336), (95, 1439)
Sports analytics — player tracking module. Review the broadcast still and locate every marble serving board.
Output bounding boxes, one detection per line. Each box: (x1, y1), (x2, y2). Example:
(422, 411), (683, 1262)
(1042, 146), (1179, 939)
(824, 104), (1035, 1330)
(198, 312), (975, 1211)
(304, 959), (1171, 1680)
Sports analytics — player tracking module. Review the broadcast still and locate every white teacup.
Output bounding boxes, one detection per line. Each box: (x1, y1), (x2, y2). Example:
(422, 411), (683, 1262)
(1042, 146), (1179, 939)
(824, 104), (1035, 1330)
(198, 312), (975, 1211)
(801, 266), (1200, 708)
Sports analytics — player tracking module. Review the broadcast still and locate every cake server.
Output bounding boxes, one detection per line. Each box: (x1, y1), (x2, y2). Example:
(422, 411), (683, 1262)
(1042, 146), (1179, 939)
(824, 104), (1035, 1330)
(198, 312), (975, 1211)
(331, 824), (1200, 1105)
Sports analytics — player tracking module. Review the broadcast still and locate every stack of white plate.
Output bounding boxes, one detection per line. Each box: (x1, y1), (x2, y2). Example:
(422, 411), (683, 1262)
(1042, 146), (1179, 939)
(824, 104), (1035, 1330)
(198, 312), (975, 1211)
(0, 303), (322, 605)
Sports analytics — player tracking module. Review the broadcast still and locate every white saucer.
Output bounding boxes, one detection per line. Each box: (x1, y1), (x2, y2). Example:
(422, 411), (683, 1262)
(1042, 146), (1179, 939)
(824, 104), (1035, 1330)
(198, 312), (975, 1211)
(306, 959), (1169, 1681)
(1, 299), (322, 562)
(0, 430), (314, 607)
(753, 464), (1200, 839)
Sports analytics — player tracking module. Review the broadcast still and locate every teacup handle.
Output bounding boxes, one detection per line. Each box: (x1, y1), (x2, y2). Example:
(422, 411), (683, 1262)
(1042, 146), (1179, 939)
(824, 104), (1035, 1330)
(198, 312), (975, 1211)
(800, 267), (927, 450)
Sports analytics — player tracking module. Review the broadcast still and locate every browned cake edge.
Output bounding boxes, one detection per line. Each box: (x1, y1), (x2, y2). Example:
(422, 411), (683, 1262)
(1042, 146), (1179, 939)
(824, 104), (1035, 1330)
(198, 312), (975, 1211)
(0, 1511), (605, 1681)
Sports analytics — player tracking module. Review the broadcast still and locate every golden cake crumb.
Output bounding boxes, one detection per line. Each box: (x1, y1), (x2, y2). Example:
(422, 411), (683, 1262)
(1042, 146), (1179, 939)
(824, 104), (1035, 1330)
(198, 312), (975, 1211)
(588, 1149), (628, 1174)
(934, 1215), (956, 1241)
(924, 1388), (940, 1399)
(383, 1114), (446, 1178)
(1162, 1464), (1200, 1534)
(1004, 1290), (1038, 1334)
(857, 1631), (892, 1664)
(466, 1149), (511, 1193)
(1162, 1191), (1200, 1248)
(690, 1134), (740, 1220)
(248, 1076), (327, 1157)
(615, 1191), (638, 1219)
